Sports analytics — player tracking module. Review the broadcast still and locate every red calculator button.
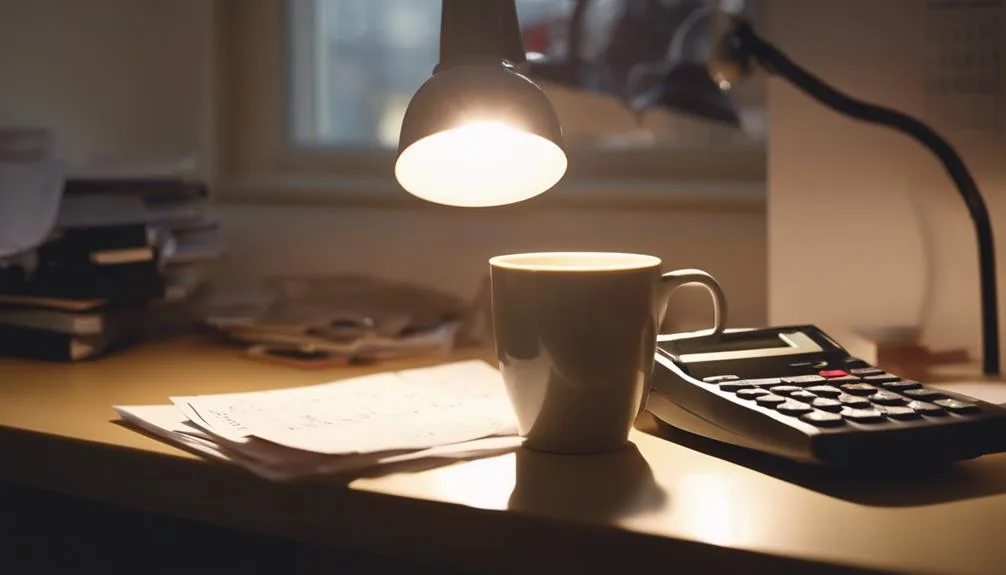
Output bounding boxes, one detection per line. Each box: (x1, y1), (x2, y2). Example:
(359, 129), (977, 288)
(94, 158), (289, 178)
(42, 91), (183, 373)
(819, 369), (848, 378)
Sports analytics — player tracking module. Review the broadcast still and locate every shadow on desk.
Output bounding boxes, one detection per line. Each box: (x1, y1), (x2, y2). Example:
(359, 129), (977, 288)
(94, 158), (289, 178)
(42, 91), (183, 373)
(507, 443), (668, 521)
(644, 420), (1006, 508)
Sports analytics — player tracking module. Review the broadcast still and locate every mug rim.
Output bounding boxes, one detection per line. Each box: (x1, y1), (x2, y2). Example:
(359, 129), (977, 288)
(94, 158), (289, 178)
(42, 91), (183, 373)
(489, 251), (661, 272)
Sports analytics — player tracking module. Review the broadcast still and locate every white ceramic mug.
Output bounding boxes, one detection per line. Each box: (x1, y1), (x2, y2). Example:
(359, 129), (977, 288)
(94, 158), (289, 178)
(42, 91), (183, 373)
(490, 252), (726, 454)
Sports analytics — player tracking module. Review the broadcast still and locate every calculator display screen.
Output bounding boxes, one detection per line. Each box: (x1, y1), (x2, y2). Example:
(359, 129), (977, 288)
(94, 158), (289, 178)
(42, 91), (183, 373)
(661, 327), (828, 364)
(674, 333), (789, 355)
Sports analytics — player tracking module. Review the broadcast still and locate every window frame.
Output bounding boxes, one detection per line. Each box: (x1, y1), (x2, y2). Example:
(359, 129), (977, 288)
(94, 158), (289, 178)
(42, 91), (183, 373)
(214, 0), (766, 210)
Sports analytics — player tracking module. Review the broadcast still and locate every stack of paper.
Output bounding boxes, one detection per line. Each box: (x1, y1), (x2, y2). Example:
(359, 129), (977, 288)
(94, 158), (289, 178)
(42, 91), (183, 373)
(114, 360), (523, 481)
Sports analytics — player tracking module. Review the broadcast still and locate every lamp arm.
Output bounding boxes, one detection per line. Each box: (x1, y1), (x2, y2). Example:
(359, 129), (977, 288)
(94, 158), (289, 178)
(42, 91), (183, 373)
(731, 22), (1000, 376)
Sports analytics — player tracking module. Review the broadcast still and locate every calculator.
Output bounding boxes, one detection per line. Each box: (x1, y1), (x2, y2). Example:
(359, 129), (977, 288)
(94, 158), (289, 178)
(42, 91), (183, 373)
(646, 325), (1006, 466)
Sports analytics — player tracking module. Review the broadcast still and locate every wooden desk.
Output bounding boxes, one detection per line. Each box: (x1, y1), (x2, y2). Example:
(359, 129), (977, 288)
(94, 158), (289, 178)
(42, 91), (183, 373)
(2, 337), (1006, 574)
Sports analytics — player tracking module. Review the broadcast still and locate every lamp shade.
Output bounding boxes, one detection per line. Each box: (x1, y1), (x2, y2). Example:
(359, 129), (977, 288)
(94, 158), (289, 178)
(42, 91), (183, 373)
(396, 59), (566, 208)
(394, 0), (567, 208)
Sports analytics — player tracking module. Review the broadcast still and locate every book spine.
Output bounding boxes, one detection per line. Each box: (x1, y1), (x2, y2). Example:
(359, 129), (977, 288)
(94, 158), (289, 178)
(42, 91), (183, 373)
(24, 260), (166, 300)
(63, 179), (208, 200)
(0, 323), (108, 361)
(43, 224), (153, 253)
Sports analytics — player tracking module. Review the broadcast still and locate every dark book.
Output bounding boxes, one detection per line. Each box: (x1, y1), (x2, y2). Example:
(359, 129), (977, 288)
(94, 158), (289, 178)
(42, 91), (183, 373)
(36, 224), (157, 270)
(63, 178), (208, 202)
(0, 323), (111, 361)
(9, 259), (166, 301)
(0, 294), (106, 312)
(42, 223), (153, 252)
(0, 303), (147, 338)
(0, 266), (26, 287)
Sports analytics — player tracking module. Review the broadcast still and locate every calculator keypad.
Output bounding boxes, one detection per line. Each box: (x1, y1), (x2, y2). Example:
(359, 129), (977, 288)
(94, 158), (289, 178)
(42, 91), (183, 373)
(708, 368), (983, 428)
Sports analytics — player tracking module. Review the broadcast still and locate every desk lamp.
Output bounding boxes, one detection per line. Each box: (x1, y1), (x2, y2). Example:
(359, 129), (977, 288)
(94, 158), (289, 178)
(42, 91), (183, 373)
(396, 0), (999, 377)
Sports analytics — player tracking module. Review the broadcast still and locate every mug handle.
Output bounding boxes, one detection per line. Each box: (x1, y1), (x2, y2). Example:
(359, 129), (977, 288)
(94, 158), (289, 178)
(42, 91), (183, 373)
(658, 269), (727, 339)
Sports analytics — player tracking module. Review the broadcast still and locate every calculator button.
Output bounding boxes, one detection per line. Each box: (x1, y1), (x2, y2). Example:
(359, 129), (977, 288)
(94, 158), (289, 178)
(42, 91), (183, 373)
(737, 388), (770, 399)
(934, 399), (980, 414)
(755, 394), (787, 407)
(776, 401), (814, 415)
(825, 375), (862, 384)
(704, 375), (740, 383)
(840, 383), (879, 396)
(811, 397), (843, 412)
(800, 411), (845, 426)
(783, 375), (827, 385)
(838, 394), (872, 408)
(720, 381), (753, 392)
(870, 391), (906, 405)
(862, 373), (900, 384)
(745, 378), (783, 386)
(882, 380), (922, 391)
(790, 390), (818, 402)
(769, 385), (802, 396)
(841, 408), (886, 423)
(818, 369), (848, 378)
(879, 406), (921, 420)
(806, 385), (842, 397)
(904, 388), (944, 401)
(849, 367), (885, 375)
(908, 401), (947, 416)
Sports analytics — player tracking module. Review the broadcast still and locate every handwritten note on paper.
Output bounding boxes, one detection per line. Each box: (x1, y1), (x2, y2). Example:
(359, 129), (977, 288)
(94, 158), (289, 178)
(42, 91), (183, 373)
(180, 360), (519, 455)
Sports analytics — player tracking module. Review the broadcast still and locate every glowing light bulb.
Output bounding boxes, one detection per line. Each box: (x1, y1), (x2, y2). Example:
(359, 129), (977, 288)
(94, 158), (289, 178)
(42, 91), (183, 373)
(395, 120), (567, 207)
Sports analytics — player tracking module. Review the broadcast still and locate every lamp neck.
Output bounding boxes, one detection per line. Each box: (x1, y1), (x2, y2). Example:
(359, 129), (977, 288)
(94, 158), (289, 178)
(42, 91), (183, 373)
(433, 56), (518, 76)
(727, 19), (1000, 376)
(439, 0), (526, 68)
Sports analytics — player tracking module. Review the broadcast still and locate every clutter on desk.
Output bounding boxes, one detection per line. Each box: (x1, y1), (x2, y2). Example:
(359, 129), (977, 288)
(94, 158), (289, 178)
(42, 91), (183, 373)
(199, 274), (474, 367)
(114, 359), (523, 481)
(850, 324), (970, 383)
(0, 131), (223, 361)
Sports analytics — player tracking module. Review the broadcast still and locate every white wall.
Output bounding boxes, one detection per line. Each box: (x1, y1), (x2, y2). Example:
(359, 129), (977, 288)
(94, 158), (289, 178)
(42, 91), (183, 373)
(213, 204), (767, 328)
(767, 1), (1006, 357)
(0, 0), (767, 329)
(0, 0), (214, 168)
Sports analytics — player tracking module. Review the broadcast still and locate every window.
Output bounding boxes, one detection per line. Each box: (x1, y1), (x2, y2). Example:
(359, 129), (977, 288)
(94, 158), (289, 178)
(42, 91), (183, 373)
(290, 0), (579, 149)
(218, 0), (766, 202)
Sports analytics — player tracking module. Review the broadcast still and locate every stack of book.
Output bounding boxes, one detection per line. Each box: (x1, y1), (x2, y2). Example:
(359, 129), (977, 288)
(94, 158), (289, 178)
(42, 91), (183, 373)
(0, 172), (223, 361)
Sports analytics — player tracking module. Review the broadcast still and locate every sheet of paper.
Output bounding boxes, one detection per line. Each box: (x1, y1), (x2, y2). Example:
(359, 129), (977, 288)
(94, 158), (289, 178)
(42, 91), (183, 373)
(170, 397), (343, 468)
(114, 404), (322, 480)
(171, 395), (251, 442)
(114, 402), (523, 482)
(113, 404), (230, 460)
(180, 360), (518, 455)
